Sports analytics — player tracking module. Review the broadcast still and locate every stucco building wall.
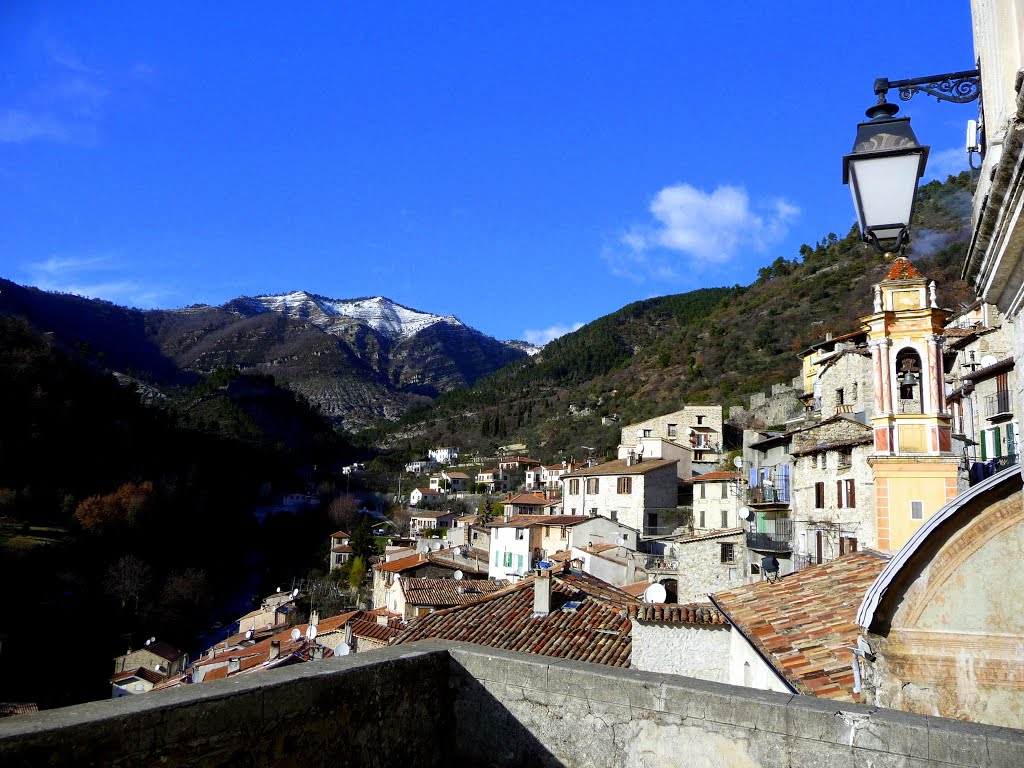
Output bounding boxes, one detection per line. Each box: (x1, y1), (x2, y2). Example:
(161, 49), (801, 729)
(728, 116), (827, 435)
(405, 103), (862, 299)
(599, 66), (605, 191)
(674, 532), (748, 603)
(630, 622), (730, 682)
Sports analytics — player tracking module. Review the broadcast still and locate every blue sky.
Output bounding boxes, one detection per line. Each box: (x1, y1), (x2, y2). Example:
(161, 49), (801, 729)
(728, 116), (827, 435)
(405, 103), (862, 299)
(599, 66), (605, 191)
(1, 2), (976, 345)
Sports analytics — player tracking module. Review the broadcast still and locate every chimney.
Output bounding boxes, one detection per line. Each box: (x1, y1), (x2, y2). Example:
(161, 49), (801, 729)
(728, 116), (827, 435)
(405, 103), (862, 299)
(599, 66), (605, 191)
(625, 553), (637, 583)
(269, 640), (281, 661)
(626, 450), (634, 467)
(344, 623), (354, 648)
(309, 610), (320, 628)
(228, 656), (240, 675)
(310, 646), (324, 660)
(533, 569), (552, 617)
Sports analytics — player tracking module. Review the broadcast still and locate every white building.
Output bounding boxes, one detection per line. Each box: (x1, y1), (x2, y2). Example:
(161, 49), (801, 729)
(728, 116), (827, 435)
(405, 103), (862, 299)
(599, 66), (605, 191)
(560, 456), (680, 536)
(616, 437), (693, 479)
(409, 487), (444, 507)
(428, 447), (460, 465)
(690, 471), (742, 532)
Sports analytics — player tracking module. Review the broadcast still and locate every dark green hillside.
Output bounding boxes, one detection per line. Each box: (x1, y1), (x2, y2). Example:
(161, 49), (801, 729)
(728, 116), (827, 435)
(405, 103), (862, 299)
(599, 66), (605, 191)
(373, 173), (977, 460)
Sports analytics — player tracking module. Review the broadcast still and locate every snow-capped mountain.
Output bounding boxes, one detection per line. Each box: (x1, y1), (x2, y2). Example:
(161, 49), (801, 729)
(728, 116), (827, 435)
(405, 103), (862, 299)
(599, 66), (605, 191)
(240, 292), (466, 341)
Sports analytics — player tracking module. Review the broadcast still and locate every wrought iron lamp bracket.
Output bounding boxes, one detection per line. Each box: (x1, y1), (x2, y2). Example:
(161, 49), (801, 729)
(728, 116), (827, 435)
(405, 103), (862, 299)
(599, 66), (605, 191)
(873, 69), (981, 105)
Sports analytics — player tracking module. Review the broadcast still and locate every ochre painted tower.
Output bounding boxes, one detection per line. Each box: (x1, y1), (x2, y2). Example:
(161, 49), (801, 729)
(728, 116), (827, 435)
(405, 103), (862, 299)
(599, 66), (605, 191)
(863, 257), (959, 551)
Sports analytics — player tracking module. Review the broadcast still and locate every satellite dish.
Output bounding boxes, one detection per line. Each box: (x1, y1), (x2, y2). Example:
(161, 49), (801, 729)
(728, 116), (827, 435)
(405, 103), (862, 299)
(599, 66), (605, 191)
(738, 507), (751, 521)
(144, 638), (151, 646)
(642, 583), (667, 604)
(334, 642), (351, 657)
(245, 630), (254, 640)
(636, 444), (644, 455)
(453, 570), (464, 580)
(306, 625), (318, 641)
(981, 354), (997, 368)
(291, 588), (299, 597)
(276, 587), (282, 593)
(733, 456), (743, 469)
(290, 628), (301, 641)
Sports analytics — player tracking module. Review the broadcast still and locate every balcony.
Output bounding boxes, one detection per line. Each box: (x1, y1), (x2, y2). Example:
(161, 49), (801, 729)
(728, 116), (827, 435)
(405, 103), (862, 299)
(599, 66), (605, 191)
(746, 517), (793, 552)
(986, 390), (1013, 420)
(746, 485), (790, 506)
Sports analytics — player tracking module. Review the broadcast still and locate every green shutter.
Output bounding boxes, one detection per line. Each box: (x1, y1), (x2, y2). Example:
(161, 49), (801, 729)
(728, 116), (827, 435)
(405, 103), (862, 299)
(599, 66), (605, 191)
(1008, 424), (1016, 457)
(517, 554), (523, 570)
(494, 549), (499, 566)
(981, 430), (988, 461)
(995, 426), (1002, 458)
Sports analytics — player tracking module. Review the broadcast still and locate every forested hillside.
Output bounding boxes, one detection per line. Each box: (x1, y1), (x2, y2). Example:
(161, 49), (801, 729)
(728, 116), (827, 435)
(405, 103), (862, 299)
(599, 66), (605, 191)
(372, 173), (976, 460)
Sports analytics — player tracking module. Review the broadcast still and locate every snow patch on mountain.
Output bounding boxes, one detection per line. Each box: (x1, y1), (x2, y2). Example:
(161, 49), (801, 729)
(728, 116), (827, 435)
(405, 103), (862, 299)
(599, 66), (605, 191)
(243, 292), (467, 341)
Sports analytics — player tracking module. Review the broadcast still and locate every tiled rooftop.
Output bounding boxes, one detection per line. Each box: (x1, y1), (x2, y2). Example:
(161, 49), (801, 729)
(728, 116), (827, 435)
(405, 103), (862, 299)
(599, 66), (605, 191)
(393, 568), (639, 667)
(631, 603), (727, 625)
(400, 577), (509, 607)
(710, 551), (890, 701)
(488, 514), (588, 529)
(690, 471), (742, 482)
(563, 458), (676, 478)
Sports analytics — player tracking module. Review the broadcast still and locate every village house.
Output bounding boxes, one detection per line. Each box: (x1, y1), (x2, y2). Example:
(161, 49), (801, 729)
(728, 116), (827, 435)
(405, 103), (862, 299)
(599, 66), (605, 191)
(671, 528), (749, 602)
(799, 330), (872, 424)
(789, 415), (876, 561)
(408, 508), (458, 537)
(385, 576), (508, 620)
(689, 471), (742, 532)
(428, 470), (470, 493)
(474, 466), (510, 492)
(742, 429), (796, 578)
(328, 530), (352, 570)
(629, 603), (730, 681)
(497, 455), (541, 472)
(566, 514), (640, 551)
(428, 447), (460, 465)
(619, 405), (724, 469)
(234, 590), (300, 635)
(110, 640), (188, 697)
(616, 436), (693, 480)
(549, 543), (645, 587)
(486, 514), (589, 579)
(371, 547), (490, 609)
(560, 456), (680, 536)
(408, 487), (444, 507)
(501, 492), (552, 518)
(405, 459), (440, 475)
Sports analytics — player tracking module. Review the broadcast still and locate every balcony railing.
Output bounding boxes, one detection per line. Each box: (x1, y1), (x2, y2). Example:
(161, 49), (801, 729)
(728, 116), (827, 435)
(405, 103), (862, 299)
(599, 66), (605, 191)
(747, 485), (790, 505)
(746, 518), (793, 552)
(985, 390), (1012, 418)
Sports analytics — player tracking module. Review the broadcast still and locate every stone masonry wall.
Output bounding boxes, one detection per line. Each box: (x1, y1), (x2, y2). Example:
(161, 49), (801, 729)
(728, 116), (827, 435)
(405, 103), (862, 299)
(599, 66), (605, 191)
(448, 644), (1024, 768)
(3, 641), (1024, 768)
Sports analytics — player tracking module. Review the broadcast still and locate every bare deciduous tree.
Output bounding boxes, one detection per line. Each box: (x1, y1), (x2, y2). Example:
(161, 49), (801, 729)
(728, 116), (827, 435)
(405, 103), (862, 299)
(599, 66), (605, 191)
(103, 554), (152, 611)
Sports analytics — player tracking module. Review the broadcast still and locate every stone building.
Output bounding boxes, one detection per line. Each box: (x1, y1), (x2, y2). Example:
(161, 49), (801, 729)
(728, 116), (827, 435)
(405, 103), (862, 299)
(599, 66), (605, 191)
(629, 604), (730, 681)
(619, 405), (723, 468)
(788, 416), (876, 561)
(671, 528), (748, 602)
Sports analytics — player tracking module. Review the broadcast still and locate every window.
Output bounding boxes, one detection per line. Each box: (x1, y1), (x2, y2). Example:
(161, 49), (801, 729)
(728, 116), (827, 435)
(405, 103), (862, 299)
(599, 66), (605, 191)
(516, 554), (523, 571)
(911, 500), (924, 520)
(568, 479), (579, 495)
(837, 479), (855, 508)
(516, 529), (525, 540)
(750, 563), (760, 575)
(586, 478), (600, 494)
(503, 551), (513, 567)
(667, 423), (677, 437)
(559, 526), (567, 539)
(696, 415), (704, 425)
(721, 510), (728, 528)
(610, 510), (618, 522)
(836, 388), (845, 405)
(814, 482), (825, 509)
(721, 543), (735, 563)
(589, 508), (598, 517)
(622, 533), (628, 541)
(699, 483), (706, 499)
(643, 429), (652, 437)
(616, 477), (632, 494)
(570, 508), (576, 516)
(699, 510), (705, 528)
(646, 512), (658, 528)
(839, 536), (858, 555)
(720, 481), (728, 498)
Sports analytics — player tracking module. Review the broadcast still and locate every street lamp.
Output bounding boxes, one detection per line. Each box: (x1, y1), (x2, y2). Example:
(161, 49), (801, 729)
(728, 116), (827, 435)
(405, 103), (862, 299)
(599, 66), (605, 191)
(843, 98), (930, 253)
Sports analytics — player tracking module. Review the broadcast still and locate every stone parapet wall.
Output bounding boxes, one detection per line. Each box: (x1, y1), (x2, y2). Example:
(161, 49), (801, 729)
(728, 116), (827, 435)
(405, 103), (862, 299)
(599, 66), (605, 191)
(447, 643), (1024, 768)
(2, 641), (1023, 767)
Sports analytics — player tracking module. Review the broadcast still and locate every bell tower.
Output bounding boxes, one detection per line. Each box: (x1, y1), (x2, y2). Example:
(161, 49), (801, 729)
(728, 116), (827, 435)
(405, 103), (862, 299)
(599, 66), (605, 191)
(863, 256), (958, 551)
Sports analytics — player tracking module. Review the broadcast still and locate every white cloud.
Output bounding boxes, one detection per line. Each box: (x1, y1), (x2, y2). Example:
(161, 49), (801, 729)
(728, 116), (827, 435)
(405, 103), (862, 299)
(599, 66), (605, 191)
(612, 182), (799, 279)
(20, 253), (167, 309)
(523, 322), (585, 346)
(925, 146), (969, 182)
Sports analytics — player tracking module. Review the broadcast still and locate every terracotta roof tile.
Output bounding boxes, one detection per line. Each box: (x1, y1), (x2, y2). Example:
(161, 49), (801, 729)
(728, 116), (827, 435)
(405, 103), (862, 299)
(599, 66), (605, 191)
(394, 569), (639, 667)
(503, 493), (550, 506)
(400, 577), (509, 607)
(884, 256), (925, 281)
(690, 471), (742, 482)
(630, 603), (727, 625)
(710, 551), (890, 702)
(487, 514), (588, 529)
(564, 458), (676, 478)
